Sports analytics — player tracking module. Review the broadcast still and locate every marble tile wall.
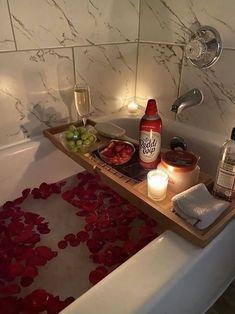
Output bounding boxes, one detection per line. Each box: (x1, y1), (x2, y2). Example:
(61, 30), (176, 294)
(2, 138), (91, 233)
(138, 0), (235, 138)
(0, 0), (139, 146)
(1, 0), (235, 147)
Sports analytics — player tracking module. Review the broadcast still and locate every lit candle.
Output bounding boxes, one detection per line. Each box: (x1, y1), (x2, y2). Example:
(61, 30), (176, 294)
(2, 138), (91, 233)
(147, 169), (169, 201)
(128, 101), (138, 114)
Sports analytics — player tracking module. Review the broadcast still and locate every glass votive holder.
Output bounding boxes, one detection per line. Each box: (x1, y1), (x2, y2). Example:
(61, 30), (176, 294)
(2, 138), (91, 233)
(147, 169), (169, 201)
(127, 101), (138, 114)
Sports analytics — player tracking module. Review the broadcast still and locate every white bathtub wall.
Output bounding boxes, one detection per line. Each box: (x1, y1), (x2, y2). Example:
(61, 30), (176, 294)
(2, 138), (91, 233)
(0, 137), (82, 205)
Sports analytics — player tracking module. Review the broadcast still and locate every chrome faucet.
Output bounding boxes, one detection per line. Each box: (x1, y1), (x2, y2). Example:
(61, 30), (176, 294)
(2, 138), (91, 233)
(171, 88), (203, 114)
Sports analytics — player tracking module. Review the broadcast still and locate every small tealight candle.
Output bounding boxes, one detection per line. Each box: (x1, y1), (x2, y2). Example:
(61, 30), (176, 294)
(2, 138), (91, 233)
(128, 101), (138, 114)
(147, 169), (169, 201)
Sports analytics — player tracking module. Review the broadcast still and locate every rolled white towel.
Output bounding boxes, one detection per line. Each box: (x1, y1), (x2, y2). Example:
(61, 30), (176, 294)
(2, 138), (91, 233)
(172, 183), (230, 229)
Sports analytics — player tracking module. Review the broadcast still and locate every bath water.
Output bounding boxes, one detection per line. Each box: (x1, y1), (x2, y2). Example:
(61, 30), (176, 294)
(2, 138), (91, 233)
(0, 171), (159, 314)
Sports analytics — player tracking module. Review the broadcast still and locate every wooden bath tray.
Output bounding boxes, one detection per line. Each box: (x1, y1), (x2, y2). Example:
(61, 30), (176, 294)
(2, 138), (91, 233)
(44, 120), (235, 247)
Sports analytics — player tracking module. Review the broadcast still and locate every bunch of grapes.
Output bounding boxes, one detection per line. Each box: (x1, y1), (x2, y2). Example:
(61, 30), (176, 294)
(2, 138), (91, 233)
(65, 125), (96, 152)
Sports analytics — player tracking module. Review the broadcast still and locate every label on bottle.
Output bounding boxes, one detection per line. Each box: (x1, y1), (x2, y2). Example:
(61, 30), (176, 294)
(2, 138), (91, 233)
(139, 130), (161, 163)
(216, 162), (235, 189)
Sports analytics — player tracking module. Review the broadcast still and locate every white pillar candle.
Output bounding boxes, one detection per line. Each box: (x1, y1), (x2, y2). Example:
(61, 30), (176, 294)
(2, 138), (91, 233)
(147, 169), (169, 201)
(128, 101), (138, 114)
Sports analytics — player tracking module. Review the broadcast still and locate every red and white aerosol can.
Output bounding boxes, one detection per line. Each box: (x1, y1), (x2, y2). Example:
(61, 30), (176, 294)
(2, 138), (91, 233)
(139, 99), (162, 169)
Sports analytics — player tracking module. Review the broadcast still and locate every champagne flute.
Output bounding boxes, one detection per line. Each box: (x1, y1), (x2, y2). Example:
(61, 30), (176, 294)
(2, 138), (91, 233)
(74, 84), (91, 127)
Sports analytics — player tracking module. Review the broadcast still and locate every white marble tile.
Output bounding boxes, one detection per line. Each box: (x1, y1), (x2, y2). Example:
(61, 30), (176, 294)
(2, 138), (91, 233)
(73, 43), (137, 115)
(178, 48), (235, 138)
(0, 0), (15, 51)
(140, 0), (235, 48)
(136, 43), (183, 119)
(9, 0), (139, 50)
(0, 48), (74, 146)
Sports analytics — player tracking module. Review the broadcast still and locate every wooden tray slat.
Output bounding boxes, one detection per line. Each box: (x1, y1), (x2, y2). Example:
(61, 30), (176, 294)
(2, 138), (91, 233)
(43, 120), (235, 247)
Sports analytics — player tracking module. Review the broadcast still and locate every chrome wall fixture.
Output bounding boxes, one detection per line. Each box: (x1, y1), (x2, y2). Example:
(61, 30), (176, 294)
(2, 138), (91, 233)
(185, 26), (223, 68)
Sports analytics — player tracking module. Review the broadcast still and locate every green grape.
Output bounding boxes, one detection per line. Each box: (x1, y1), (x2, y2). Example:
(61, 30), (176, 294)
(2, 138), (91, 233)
(71, 146), (78, 153)
(67, 140), (76, 149)
(88, 135), (95, 142)
(65, 131), (74, 140)
(68, 125), (77, 132)
(78, 126), (86, 134)
(83, 139), (91, 146)
(73, 131), (80, 140)
(81, 132), (89, 140)
(76, 140), (83, 146)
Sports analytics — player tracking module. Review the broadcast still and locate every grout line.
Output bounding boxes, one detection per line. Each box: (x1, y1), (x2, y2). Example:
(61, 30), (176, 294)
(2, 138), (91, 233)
(6, 0), (18, 51)
(0, 40), (138, 54)
(134, 0), (142, 102)
(0, 37), (235, 55)
(72, 47), (76, 84)
(139, 40), (186, 47)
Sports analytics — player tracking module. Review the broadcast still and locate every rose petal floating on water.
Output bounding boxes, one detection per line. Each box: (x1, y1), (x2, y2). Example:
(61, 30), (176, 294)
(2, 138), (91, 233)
(20, 276), (34, 287)
(69, 238), (80, 247)
(89, 266), (108, 285)
(35, 246), (56, 261)
(37, 222), (50, 234)
(76, 231), (89, 242)
(58, 240), (67, 249)
(0, 170), (159, 310)
(64, 233), (75, 242)
(8, 261), (24, 278)
(0, 284), (21, 295)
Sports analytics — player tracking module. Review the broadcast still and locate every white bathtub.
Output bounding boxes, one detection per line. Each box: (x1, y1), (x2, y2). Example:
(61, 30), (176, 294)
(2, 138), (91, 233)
(0, 116), (234, 314)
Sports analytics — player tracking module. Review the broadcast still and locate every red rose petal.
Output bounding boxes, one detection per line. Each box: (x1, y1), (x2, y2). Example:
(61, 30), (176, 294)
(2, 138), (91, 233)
(76, 210), (88, 217)
(20, 276), (34, 287)
(87, 239), (105, 253)
(85, 213), (98, 224)
(123, 239), (135, 254)
(103, 230), (117, 242)
(64, 233), (75, 242)
(22, 188), (31, 199)
(79, 200), (99, 212)
(89, 267), (108, 285)
(23, 266), (38, 278)
(58, 240), (67, 249)
(76, 231), (89, 242)
(0, 284), (21, 295)
(69, 238), (80, 247)
(51, 183), (61, 194)
(139, 226), (154, 237)
(62, 190), (74, 201)
(37, 223), (50, 234)
(8, 261), (24, 277)
(7, 221), (24, 236)
(35, 246), (55, 261)
(24, 289), (50, 310)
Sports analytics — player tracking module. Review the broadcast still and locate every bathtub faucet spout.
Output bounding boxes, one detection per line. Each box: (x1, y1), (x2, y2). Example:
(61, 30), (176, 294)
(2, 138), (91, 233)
(171, 88), (203, 114)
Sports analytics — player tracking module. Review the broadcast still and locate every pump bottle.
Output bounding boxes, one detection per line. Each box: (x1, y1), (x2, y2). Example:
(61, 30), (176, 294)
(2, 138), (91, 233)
(213, 127), (235, 201)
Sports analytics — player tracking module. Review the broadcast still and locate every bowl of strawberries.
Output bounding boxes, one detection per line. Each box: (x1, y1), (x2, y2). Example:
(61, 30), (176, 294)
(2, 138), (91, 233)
(98, 140), (135, 166)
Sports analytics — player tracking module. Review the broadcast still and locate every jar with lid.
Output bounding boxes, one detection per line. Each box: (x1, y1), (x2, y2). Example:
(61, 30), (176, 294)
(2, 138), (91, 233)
(158, 149), (200, 193)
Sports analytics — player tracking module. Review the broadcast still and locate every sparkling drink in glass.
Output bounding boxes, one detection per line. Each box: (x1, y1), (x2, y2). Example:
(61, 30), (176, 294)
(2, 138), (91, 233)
(74, 84), (91, 126)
